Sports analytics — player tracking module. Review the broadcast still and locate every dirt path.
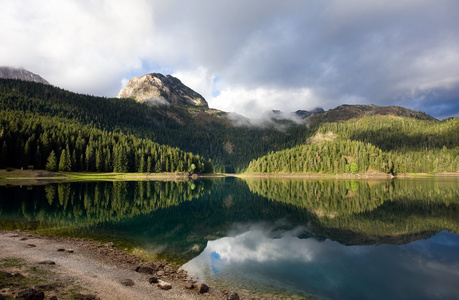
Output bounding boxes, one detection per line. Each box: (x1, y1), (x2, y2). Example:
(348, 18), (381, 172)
(0, 231), (228, 300)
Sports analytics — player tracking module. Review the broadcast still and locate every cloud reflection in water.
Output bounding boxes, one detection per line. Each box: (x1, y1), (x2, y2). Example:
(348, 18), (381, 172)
(182, 224), (459, 299)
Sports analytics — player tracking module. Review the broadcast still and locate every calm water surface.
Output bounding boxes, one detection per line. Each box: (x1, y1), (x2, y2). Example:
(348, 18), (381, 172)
(1, 177), (458, 299)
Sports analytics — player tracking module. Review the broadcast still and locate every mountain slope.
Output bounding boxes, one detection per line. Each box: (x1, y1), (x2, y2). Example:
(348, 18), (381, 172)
(118, 73), (208, 107)
(0, 108), (213, 173)
(0, 78), (310, 172)
(246, 116), (459, 174)
(1, 76), (451, 173)
(0, 66), (49, 85)
(309, 104), (436, 123)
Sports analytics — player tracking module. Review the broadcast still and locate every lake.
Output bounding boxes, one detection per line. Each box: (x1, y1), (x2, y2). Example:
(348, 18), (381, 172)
(1, 177), (458, 299)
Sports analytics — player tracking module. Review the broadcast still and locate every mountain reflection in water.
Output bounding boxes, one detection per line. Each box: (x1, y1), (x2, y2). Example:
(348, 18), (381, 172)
(1, 177), (458, 299)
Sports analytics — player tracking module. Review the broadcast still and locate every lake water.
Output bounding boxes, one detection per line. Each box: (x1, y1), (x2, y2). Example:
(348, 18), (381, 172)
(1, 177), (458, 299)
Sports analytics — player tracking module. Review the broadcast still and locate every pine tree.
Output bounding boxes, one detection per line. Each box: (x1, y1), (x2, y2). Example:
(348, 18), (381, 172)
(58, 149), (71, 171)
(46, 150), (58, 172)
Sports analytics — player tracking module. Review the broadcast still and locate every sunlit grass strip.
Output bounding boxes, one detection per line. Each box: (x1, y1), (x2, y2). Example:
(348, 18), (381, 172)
(63, 172), (195, 181)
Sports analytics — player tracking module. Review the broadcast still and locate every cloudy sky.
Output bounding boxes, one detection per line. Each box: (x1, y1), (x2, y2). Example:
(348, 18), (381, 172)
(1, 0), (458, 119)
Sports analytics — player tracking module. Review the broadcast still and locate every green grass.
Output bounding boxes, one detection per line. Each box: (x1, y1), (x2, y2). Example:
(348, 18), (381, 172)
(63, 171), (194, 181)
(0, 257), (25, 268)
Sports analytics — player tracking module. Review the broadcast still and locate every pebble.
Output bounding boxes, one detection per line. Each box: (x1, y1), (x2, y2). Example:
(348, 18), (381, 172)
(38, 260), (56, 265)
(227, 291), (240, 300)
(148, 276), (159, 284)
(158, 279), (172, 290)
(197, 283), (209, 293)
(136, 265), (154, 274)
(120, 279), (135, 286)
(184, 283), (194, 290)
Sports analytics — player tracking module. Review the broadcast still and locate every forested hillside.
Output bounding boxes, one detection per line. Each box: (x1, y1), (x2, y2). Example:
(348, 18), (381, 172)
(2, 79), (457, 175)
(247, 116), (459, 174)
(0, 109), (212, 173)
(0, 79), (310, 172)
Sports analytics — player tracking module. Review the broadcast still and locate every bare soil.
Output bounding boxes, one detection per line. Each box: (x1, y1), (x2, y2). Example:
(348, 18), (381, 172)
(0, 230), (231, 300)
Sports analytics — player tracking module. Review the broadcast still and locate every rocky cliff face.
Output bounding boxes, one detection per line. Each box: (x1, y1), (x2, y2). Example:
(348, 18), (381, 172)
(117, 73), (208, 108)
(0, 67), (49, 85)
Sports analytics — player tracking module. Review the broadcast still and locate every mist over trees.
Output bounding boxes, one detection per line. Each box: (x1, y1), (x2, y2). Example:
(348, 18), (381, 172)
(1, 78), (458, 175)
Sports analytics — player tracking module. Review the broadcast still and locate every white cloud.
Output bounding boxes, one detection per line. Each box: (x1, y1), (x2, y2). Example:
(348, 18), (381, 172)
(1, 0), (458, 117)
(211, 86), (321, 119)
(0, 0), (154, 96)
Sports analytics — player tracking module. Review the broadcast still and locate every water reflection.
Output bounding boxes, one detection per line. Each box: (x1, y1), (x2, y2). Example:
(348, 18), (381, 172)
(1, 177), (459, 299)
(184, 226), (459, 300)
(0, 180), (212, 230)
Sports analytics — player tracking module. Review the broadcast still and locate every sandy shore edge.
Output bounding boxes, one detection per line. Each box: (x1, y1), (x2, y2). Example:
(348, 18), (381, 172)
(0, 230), (230, 300)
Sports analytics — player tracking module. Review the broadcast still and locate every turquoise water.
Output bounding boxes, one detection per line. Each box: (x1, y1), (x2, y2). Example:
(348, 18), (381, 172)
(1, 177), (458, 299)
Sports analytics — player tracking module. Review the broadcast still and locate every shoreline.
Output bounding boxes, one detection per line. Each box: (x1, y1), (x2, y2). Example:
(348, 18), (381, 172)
(235, 172), (459, 179)
(0, 230), (233, 300)
(1, 169), (458, 186)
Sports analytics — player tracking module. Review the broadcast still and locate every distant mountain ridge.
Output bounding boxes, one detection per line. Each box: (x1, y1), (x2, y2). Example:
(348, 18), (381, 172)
(0, 77), (452, 173)
(310, 104), (436, 122)
(0, 66), (49, 85)
(117, 72), (437, 124)
(117, 73), (208, 108)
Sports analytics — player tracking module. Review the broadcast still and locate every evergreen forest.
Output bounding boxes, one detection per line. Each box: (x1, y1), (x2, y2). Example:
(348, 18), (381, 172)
(247, 116), (459, 174)
(0, 79), (309, 173)
(1, 78), (458, 175)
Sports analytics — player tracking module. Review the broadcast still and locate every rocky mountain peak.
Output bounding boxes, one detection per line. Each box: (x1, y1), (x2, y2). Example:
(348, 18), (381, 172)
(117, 73), (208, 108)
(0, 66), (49, 85)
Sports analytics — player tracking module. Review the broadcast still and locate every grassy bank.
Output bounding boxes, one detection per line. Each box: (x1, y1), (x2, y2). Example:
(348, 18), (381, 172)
(1, 169), (458, 186)
(0, 169), (226, 185)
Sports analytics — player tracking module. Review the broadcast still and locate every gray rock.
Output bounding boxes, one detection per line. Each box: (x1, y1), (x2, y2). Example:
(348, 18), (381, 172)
(158, 279), (172, 290)
(117, 73), (208, 108)
(38, 260), (55, 265)
(156, 270), (165, 276)
(227, 291), (240, 300)
(150, 262), (161, 271)
(75, 294), (100, 300)
(184, 283), (194, 290)
(16, 288), (44, 300)
(197, 283), (209, 293)
(148, 276), (159, 284)
(136, 265), (154, 274)
(104, 242), (115, 248)
(120, 278), (135, 286)
(0, 67), (49, 85)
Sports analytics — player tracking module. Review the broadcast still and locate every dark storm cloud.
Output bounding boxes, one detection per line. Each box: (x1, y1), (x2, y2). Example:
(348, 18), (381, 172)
(148, 1), (459, 118)
(1, 0), (458, 118)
